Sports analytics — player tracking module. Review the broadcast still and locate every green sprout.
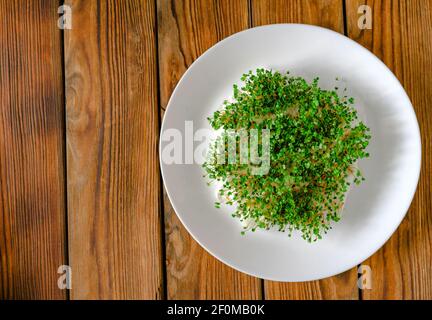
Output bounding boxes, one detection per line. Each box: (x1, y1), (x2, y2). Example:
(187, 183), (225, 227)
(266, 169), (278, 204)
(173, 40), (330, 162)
(203, 69), (371, 242)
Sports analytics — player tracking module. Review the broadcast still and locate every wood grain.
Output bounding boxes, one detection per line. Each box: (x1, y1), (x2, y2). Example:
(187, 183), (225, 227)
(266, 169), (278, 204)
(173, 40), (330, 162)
(65, 0), (163, 299)
(346, 0), (432, 299)
(0, 0), (67, 299)
(157, 0), (262, 299)
(251, 0), (344, 31)
(251, 0), (359, 300)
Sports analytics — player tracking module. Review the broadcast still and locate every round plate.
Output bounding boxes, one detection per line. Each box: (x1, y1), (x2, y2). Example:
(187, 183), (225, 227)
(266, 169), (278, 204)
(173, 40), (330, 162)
(159, 24), (421, 281)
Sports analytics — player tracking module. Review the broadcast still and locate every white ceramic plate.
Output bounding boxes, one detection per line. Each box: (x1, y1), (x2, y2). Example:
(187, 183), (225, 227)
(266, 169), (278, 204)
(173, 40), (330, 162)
(159, 24), (421, 281)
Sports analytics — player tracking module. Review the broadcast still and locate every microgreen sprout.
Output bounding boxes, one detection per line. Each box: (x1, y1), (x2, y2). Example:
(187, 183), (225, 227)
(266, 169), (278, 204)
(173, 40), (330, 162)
(203, 69), (371, 242)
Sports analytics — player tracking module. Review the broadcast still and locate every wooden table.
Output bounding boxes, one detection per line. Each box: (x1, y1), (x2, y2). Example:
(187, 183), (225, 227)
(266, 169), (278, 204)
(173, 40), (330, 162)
(0, 0), (431, 300)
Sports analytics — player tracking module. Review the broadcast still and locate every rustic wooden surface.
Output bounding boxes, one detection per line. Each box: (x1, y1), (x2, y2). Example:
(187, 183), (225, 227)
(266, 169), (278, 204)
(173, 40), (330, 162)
(0, 0), (431, 300)
(65, 0), (163, 299)
(0, 0), (67, 299)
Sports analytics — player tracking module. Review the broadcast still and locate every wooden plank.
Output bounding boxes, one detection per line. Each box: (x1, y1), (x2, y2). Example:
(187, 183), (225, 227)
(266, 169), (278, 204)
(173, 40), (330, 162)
(158, 0), (262, 299)
(251, 0), (359, 300)
(251, 0), (344, 30)
(346, 0), (432, 299)
(0, 0), (67, 299)
(65, 0), (163, 299)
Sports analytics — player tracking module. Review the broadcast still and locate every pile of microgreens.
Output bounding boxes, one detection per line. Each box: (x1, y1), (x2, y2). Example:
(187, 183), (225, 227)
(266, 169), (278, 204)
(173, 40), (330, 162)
(203, 68), (370, 242)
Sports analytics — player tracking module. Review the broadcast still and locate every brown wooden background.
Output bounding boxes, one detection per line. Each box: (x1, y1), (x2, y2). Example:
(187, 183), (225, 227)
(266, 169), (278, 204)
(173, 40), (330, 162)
(0, 0), (431, 300)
